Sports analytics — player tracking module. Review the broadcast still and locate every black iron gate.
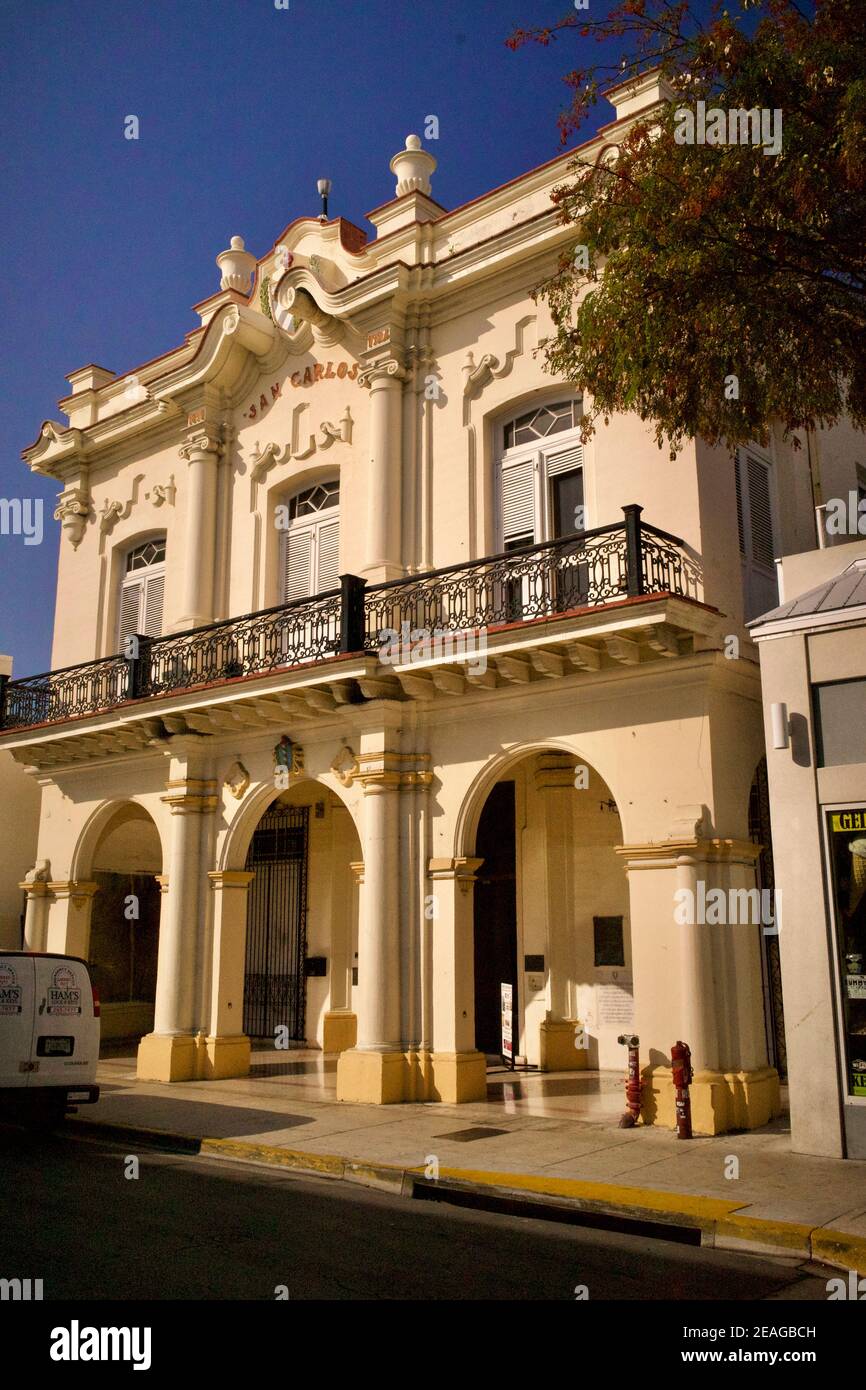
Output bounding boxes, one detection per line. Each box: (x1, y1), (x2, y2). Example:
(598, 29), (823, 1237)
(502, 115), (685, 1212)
(243, 803), (309, 1040)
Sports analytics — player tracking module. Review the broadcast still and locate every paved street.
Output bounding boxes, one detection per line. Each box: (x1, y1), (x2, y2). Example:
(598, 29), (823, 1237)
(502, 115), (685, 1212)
(0, 1126), (835, 1301)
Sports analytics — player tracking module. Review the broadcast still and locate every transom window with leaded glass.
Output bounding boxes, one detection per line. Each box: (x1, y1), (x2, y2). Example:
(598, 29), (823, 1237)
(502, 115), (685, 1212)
(503, 400), (581, 451)
(126, 539), (166, 573)
(288, 480), (339, 521)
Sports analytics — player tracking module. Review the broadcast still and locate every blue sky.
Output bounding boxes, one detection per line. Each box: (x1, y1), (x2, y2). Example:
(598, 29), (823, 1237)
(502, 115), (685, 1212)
(0, 0), (627, 676)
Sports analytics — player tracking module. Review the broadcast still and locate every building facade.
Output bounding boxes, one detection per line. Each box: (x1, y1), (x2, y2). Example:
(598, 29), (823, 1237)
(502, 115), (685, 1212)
(752, 538), (866, 1158)
(3, 74), (863, 1132)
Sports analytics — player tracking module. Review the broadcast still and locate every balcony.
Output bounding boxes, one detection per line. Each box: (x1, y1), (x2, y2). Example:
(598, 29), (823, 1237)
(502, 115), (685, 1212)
(0, 507), (704, 736)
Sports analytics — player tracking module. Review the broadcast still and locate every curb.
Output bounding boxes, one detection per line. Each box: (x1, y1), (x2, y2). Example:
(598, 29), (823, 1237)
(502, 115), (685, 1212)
(67, 1116), (866, 1277)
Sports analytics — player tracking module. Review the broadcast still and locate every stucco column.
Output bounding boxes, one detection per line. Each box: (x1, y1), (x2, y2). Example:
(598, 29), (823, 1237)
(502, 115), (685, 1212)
(203, 870), (254, 1079)
(321, 804), (359, 1055)
(45, 881), (100, 957)
(358, 358), (406, 582)
(174, 429), (220, 630)
(534, 754), (585, 1071)
(617, 818), (780, 1136)
(337, 743), (404, 1102)
(137, 739), (217, 1082)
(19, 866), (52, 951)
(426, 857), (487, 1103)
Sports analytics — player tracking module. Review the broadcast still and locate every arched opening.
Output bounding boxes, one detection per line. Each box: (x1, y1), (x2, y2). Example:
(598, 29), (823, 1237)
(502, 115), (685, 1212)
(84, 803), (163, 1043)
(240, 780), (361, 1052)
(467, 750), (631, 1073)
(468, 749), (632, 1080)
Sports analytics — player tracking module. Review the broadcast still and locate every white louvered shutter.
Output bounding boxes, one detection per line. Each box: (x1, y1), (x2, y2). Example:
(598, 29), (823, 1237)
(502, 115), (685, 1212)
(282, 528), (313, 603)
(119, 581), (142, 645)
(501, 459), (535, 545)
(545, 444), (583, 478)
(316, 517), (340, 592)
(142, 573), (165, 637)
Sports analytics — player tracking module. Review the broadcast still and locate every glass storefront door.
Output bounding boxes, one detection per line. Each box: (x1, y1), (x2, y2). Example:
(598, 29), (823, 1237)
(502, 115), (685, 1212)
(826, 807), (866, 1099)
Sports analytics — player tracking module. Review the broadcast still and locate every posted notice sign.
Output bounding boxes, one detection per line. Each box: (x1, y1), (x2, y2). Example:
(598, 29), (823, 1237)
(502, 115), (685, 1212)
(501, 983), (513, 1063)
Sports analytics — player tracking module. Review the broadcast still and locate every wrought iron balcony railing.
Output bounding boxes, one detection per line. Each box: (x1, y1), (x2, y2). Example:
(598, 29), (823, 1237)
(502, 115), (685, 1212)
(0, 507), (701, 732)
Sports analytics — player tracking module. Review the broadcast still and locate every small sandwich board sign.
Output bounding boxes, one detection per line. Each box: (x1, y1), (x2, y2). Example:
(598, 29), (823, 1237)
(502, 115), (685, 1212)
(501, 982), (513, 1066)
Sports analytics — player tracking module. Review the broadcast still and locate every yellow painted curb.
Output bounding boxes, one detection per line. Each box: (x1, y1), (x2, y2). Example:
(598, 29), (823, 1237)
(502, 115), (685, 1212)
(200, 1138), (348, 1178)
(812, 1228), (866, 1277)
(80, 1119), (866, 1278)
(430, 1165), (740, 1225)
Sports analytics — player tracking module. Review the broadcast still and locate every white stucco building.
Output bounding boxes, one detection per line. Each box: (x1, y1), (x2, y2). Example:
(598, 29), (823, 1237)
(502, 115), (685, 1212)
(3, 73), (863, 1135)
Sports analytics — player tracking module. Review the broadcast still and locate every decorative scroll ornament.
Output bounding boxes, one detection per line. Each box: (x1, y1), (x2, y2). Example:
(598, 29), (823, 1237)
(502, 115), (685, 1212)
(98, 474), (145, 536)
(24, 860), (52, 884)
(149, 475), (177, 508)
(250, 405), (353, 482)
(330, 745), (358, 787)
(54, 487), (91, 548)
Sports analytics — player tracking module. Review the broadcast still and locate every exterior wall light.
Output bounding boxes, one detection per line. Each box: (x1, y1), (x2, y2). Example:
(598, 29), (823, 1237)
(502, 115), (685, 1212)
(771, 702), (790, 750)
(317, 178), (332, 220)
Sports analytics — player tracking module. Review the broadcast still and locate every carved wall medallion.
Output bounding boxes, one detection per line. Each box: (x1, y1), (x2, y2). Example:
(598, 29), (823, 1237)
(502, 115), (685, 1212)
(224, 760), (250, 800)
(330, 745), (358, 787)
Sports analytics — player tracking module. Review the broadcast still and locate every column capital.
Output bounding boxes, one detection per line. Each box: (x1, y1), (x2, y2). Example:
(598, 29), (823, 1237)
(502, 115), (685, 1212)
(179, 428), (221, 462)
(354, 750), (428, 790)
(208, 870), (255, 890)
(358, 357), (408, 389)
(155, 874), (170, 894)
(162, 777), (219, 814)
(18, 879), (52, 899)
(428, 857), (484, 892)
(349, 860), (365, 885)
(615, 838), (761, 868)
(46, 880), (100, 906)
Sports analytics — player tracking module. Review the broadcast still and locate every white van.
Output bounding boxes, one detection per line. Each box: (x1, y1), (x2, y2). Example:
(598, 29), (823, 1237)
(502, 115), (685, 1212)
(0, 951), (100, 1123)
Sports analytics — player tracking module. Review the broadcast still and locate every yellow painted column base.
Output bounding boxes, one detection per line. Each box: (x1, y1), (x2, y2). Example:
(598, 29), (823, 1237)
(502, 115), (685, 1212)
(136, 1032), (197, 1083)
(428, 1050), (487, 1102)
(199, 1034), (251, 1080)
(322, 1011), (358, 1054)
(539, 1018), (589, 1072)
(642, 1065), (781, 1135)
(336, 1047), (406, 1104)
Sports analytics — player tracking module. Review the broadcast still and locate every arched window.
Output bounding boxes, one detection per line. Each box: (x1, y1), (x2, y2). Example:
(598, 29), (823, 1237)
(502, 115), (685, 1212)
(118, 539), (166, 645)
(499, 400), (585, 550)
(280, 480), (340, 602)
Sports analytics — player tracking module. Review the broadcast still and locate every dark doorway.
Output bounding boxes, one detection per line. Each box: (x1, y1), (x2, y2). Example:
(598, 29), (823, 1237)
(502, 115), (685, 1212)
(244, 802), (309, 1040)
(473, 780), (518, 1055)
(750, 758), (787, 1077)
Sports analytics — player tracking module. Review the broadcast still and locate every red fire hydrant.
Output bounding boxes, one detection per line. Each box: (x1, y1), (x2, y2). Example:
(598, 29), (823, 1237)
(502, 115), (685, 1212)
(671, 1040), (693, 1140)
(618, 1033), (642, 1128)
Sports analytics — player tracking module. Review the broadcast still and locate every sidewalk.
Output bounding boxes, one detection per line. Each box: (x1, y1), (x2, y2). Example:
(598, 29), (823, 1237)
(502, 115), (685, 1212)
(77, 1047), (866, 1276)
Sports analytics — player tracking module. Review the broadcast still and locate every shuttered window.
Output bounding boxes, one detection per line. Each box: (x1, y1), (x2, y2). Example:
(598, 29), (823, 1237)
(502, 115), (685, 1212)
(118, 540), (166, 645)
(735, 450), (778, 621)
(498, 403), (585, 548)
(279, 480), (340, 602)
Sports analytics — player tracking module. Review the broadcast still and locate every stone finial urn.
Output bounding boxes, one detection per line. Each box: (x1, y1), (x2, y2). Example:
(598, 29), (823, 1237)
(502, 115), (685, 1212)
(390, 134), (437, 198)
(216, 235), (256, 293)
